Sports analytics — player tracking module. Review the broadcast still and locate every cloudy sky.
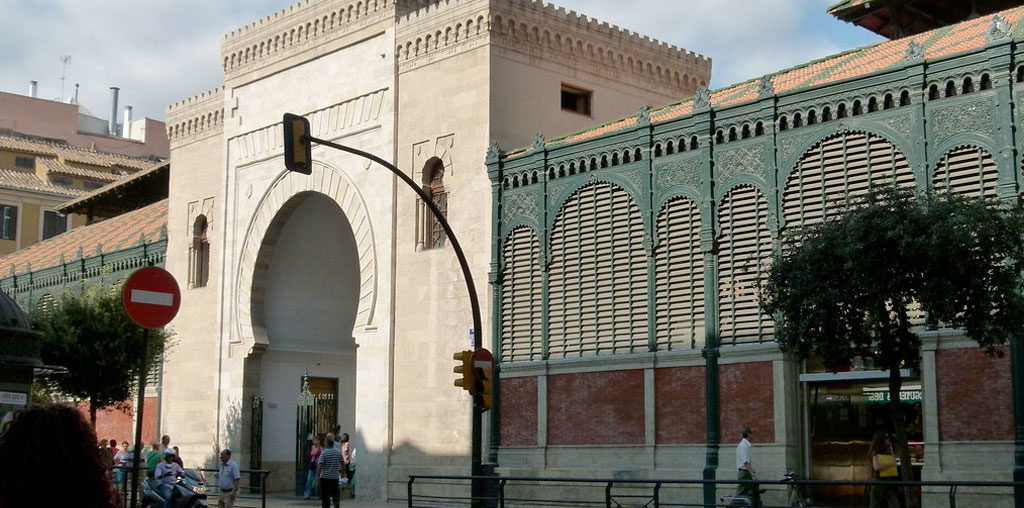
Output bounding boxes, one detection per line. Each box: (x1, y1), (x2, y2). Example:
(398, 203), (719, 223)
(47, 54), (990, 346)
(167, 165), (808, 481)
(0, 0), (881, 122)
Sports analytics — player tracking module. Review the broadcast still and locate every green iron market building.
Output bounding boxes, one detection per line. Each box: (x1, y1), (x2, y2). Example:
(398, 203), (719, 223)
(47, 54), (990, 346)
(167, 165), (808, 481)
(488, 4), (1024, 506)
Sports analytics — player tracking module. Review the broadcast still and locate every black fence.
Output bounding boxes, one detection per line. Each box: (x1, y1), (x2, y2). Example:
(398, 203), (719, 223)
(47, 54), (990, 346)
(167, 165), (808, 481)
(113, 465), (270, 508)
(407, 474), (1023, 508)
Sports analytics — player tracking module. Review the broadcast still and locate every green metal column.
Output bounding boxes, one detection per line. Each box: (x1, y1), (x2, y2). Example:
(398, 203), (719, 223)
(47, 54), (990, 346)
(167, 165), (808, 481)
(487, 144), (504, 464)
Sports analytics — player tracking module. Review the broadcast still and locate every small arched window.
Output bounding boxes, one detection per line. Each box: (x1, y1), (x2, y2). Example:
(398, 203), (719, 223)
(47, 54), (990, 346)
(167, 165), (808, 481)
(418, 158), (448, 250)
(189, 215), (210, 288)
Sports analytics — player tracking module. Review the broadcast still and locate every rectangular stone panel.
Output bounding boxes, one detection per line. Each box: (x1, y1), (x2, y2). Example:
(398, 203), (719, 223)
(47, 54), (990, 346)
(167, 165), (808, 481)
(655, 365), (707, 444)
(500, 376), (538, 446)
(720, 361), (774, 444)
(937, 346), (1012, 441)
(547, 370), (644, 446)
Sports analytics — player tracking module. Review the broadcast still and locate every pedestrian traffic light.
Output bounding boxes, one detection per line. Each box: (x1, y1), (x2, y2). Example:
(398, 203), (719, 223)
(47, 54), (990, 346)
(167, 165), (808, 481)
(283, 113), (312, 174)
(478, 363), (493, 411)
(453, 350), (474, 391)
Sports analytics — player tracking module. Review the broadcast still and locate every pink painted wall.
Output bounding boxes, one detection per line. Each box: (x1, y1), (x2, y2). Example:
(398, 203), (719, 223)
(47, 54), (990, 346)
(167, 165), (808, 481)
(0, 91), (168, 158)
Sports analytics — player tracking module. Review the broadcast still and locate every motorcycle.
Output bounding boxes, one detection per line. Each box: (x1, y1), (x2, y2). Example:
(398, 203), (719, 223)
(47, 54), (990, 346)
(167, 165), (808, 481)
(141, 468), (208, 508)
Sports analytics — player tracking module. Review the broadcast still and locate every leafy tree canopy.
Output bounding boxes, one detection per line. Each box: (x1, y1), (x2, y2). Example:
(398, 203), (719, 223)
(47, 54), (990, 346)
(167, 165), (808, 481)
(32, 282), (172, 425)
(763, 187), (1024, 508)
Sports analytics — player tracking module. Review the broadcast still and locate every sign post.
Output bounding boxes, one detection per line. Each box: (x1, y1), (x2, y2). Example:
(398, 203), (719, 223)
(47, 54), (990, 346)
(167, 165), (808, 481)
(122, 266), (180, 508)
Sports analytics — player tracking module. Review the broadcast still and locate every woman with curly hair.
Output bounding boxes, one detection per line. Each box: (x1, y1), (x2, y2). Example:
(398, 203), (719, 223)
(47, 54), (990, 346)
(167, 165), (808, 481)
(0, 404), (118, 508)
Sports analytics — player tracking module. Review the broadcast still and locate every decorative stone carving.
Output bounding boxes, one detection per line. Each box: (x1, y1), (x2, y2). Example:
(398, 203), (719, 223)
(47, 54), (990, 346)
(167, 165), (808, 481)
(636, 105), (651, 127)
(620, 166), (646, 193)
(987, 13), (1011, 44)
(876, 113), (912, 137)
(486, 142), (501, 164)
(532, 133), (546, 151)
(503, 191), (540, 223)
(547, 180), (577, 207)
(757, 76), (775, 99)
(932, 100), (993, 141)
(642, 232), (653, 255)
(904, 40), (924, 63)
(778, 134), (808, 166)
(694, 86), (712, 112)
(715, 144), (765, 182)
(654, 156), (701, 190)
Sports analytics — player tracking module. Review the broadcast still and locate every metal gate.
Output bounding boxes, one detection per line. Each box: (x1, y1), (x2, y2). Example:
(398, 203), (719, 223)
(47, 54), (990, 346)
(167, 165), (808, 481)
(249, 395), (263, 492)
(295, 376), (337, 495)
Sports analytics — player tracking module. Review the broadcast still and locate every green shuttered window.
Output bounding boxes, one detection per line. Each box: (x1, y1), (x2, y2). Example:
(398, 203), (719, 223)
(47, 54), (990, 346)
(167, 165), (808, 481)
(549, 182), (647, 357)
(654, 197), (704, 350)
(501, 226), (543, 362)
(717, 185), (773, 344)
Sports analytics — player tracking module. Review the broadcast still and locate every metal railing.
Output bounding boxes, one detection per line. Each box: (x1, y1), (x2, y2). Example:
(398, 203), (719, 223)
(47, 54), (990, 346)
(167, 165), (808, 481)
(407, 474), (1023, 508)
(112, 465), (270, 508)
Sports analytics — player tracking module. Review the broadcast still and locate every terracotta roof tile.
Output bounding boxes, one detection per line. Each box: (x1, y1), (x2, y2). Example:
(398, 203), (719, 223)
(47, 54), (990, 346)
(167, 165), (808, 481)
(503, 5), (1024, 159)
(0, 199), (167, 276)
(58, 161), (168, 212)
(0, 168), (81, 197)
(0, 134), (156, 171)
(37, 159), (121, 183)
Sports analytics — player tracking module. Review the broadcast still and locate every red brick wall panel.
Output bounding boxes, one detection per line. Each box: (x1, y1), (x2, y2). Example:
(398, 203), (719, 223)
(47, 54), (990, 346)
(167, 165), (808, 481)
(500, 376), (538, 446)
(655, 365), (707, 444)
(937, 347), (1012, 441)
(720, 361), (774, 444)
(548, 370), (645, 446)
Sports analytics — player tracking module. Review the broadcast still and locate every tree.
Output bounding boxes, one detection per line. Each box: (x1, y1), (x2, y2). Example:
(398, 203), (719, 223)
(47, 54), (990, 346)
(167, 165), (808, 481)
(763, 188), (1024, 508)
(32, 282), (172, 427)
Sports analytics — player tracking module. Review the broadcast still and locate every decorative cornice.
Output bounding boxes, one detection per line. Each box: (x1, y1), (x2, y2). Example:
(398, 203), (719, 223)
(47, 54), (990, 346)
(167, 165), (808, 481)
(986, 13), (1011, 44)
(904, 40), (924, 63)
(693, 86), (711, 112)
(757, 76), (775, 99)
(166, 87), (225, 147)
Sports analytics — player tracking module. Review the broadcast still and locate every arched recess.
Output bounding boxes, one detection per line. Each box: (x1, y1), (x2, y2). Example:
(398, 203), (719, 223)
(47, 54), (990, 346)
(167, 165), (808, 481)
(548, 182), (647, 357)
(654, 196), (704, 350)
(782, 131), (915, 232)
(932, 145), (998, 198)
(717, 185), (773, 345)
(235, 161), (377, 350)
(500, 226), (543, 362)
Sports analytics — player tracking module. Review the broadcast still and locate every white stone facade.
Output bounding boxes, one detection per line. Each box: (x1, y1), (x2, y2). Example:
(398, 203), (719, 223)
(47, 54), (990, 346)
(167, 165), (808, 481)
(161, 0), (710, 500)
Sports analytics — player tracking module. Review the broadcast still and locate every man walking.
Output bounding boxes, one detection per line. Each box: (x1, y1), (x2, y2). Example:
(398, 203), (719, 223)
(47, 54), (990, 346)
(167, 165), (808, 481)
(317, 436), (343, 508)
(736, 426), (760, 506)
(217, 449), (241, 508)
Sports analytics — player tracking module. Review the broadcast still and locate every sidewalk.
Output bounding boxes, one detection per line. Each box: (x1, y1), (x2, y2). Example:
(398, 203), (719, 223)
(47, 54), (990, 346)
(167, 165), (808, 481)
(240, 494), (406, 508)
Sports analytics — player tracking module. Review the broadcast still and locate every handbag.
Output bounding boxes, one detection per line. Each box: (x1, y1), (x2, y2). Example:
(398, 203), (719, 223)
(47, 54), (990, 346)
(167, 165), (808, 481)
(876, 454), (898, 477)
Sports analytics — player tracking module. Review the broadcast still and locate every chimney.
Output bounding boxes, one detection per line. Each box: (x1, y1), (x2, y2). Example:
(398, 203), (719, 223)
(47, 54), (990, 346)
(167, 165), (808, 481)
(28, 81), (37, 98)
(123, 105), (133, 139)
(73, 83), (79, 104)
(108, 87), (119, 136)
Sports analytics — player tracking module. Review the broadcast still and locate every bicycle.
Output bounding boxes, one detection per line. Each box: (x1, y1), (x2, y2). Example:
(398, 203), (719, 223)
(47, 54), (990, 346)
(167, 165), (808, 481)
(783, 472), (809, 508)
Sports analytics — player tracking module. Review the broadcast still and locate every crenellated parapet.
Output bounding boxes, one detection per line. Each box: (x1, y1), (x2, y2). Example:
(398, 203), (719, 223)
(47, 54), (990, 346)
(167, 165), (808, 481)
(220, 0), (395, 80)
(487, 0), (711, 94)
(165, 87), (225, 147)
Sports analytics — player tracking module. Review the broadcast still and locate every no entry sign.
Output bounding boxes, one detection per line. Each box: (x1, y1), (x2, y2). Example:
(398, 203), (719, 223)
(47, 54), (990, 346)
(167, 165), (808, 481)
(122, 267), (181, 328)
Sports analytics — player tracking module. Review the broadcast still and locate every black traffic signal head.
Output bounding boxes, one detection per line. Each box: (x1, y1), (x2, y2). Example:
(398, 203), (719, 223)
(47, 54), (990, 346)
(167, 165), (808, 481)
(283, 113), (312, 174)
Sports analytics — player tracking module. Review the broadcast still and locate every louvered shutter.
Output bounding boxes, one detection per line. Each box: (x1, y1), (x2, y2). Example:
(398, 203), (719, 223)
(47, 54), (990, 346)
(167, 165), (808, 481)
(501, 226), (543, 362)
(782, 132), (919, 327)
(933, 146), (998, 198)
(717, 185), (773, 344)
(549, 183), (647, 357)
(654, 197), (704, 350)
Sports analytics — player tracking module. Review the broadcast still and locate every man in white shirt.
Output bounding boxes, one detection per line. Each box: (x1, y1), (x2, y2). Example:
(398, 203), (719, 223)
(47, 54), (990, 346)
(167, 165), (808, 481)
(736, 426), (760, 504)
(217, 449), (242, 508)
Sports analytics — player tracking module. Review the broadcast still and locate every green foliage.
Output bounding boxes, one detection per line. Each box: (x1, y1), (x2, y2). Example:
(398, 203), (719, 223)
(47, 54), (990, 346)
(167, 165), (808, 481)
(31, 282), (172, 418)
(764, 188), (1024, 370)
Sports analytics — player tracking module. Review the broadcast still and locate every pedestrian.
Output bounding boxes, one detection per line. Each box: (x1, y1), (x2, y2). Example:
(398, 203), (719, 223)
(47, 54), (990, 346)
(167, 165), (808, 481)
(172, 445), (184, 467)
(154, 449), (185, 508)
(0, 404), (119, 508)
(216, 449), (242, 508)
(115, 441), (132, 487)
(161, 434), (172, 453)
(146, 442), (164, 470)
(109, 439), (120, 464)
(317, 436), (343, 508)
(303, 434), (324, 499)
(339, 433), (354, 497)
(736, 426), (760, 506)
(868, 430), (900, 508)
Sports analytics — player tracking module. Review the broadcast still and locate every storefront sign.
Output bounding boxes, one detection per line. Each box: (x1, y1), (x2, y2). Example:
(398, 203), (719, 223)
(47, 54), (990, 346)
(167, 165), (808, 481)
(0, 391), (28, 406)
(865, 388), (921, 403)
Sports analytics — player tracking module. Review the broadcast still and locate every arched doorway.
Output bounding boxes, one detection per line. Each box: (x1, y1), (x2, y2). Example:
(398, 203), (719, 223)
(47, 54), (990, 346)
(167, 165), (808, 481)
(252, 191), (360, 491)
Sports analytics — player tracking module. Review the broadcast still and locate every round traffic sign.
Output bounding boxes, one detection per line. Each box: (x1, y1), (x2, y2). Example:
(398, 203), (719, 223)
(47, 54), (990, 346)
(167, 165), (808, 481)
(122, 267), (181, 328)
(471, 348), (494, 369)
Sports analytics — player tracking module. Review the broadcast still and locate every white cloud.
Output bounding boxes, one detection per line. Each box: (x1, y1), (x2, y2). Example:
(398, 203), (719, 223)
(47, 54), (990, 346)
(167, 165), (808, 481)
(0, 0), (879, 122)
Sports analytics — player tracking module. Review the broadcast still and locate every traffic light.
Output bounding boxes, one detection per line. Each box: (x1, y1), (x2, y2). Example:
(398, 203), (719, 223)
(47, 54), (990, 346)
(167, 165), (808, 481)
(453, 350), (474, 391)
(283, 113), (312, 174)
(478, 362), (493, 411)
